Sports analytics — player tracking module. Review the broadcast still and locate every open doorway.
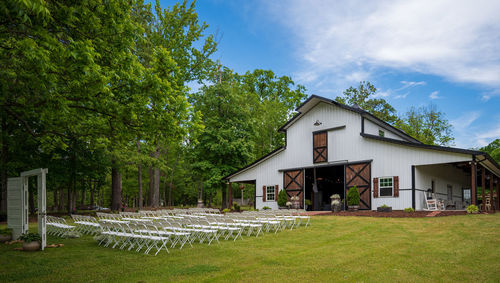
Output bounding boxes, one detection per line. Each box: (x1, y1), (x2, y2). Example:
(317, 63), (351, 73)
(305, 165), (344, 211)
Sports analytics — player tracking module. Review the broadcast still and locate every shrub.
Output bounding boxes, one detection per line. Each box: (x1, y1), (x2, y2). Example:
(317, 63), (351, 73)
(277, 189), (288, 207)
(222, 208), (230, 213)
(262, 206), (271, 210)
(466, 205), (478, 214)
(404, 207), (415, 213)
(380, 204), (389, 208)
(233, 202), (240, 212)
(347, 186), (360, 206)
(19, 233), (41, 243)
(305, 199), (312, 206)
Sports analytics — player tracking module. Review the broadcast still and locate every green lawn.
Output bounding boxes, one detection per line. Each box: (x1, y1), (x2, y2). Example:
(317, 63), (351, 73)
(1, 214), (500, 282)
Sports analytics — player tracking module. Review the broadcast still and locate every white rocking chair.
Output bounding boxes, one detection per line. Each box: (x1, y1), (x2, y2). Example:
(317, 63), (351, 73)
(423, 192), (439, 211)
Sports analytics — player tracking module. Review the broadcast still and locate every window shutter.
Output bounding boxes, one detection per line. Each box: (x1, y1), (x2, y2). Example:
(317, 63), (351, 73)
(275, 185), (279, 201)
(262, 186), (266, 202)
(394, 176), (399, 197)
(373, 178), (379, 198)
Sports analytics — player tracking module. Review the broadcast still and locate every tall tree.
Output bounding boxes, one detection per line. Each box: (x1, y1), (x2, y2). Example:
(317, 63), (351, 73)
(479, 139), (500, 163)
(396, 105), (454, 146)
(335, 81), (398, 124)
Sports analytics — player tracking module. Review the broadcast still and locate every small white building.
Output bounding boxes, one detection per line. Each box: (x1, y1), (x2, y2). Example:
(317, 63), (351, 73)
(225, 95), (500, 211)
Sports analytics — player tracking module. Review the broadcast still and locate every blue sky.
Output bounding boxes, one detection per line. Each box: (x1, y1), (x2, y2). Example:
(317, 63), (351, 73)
(160, 0), (500, 149)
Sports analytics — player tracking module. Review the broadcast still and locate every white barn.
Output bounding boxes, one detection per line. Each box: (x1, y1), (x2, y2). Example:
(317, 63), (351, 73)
(225, 95), (500, 211)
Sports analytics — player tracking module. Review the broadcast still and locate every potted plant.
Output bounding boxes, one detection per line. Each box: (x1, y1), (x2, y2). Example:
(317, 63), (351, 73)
(466, 204), (479, 214)
(377, 204), (392, 212)
(0, 228), (12, 243)
(19, 232), (42, 251)
(330, 194), (342, 212)
(290, 195), (300, 209)
(277, 189), (288, 209)
(347, 186), (360, 211)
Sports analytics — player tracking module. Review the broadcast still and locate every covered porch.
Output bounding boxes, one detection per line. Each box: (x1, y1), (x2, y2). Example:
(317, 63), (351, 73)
(413, 157), (500, 212)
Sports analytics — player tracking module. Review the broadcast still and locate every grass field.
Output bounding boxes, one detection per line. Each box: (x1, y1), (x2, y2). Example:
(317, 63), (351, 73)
(1, 214), (500, 282)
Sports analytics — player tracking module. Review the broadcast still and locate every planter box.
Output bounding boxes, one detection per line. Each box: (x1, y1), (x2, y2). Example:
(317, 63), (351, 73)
(377, 206), (392, 212)
(348, 205), (359, 211)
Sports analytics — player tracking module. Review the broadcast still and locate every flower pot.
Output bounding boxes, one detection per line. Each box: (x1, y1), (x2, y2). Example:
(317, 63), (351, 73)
(348, 205), (359, 211)
(22, 241), (41, 252)
(331, 200), (342, 212)
(377, 207), (392, 212)
(0, 234), (12, 243)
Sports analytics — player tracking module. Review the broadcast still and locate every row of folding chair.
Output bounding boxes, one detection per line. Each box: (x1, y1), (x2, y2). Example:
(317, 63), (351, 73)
(71, 214), (100, 235)
(47, 216), (76, 237)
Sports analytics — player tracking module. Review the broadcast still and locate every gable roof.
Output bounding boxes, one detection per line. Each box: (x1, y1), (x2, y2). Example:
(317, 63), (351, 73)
(226, 94), (500, 180)
(278, 95), (422, 144)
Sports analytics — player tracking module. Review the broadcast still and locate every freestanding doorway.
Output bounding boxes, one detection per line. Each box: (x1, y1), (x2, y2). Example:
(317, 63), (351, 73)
(305, 165), (344, 211)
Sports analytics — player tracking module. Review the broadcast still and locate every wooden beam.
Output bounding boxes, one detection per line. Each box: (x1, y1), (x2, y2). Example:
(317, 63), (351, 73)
(228, 182), (232, 209)
(490, 173), (494, 212)
(481, 166), (486, 210)
(471, 162), (477, 206)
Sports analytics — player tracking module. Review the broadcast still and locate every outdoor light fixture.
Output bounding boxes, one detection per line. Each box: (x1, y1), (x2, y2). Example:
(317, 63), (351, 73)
(314, 120), (322, 126)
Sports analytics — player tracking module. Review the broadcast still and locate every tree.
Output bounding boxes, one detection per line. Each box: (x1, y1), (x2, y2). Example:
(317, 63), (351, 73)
(335, 81), (398, 124)
(480, 139), (500, 163)
(396, 105), (454, 146)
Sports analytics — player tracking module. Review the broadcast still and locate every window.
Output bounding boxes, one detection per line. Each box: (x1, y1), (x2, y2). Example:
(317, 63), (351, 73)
(378, 130), (385, 137)
(447, 185), (453, 200)
(266, 186), (276, 201)
(463, 188), (471, 202)
(379, 177), (393, 197)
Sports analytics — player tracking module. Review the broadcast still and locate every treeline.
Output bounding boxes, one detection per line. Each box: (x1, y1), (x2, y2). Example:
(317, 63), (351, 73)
(0, 0), (306, 213)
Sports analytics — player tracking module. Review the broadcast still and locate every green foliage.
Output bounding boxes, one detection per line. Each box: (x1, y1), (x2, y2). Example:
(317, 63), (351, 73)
(396, 104), (454, 146)
(338, 82), (454, 146)
(305, 199), (312, 206)
(380, 204), (389, 208)
(222, 208), (230, 213)
(347, 186), (360, 206)
(277, 189), (288, 207)
(479, 139), (500, 163)
(262, 206), (271, 210)
(404, 207), (415, 213)
(336, 81), (398, 124)
(232, 202), (240, 212)
(466, 205), (479, 214)
(18, 233), (41, 243)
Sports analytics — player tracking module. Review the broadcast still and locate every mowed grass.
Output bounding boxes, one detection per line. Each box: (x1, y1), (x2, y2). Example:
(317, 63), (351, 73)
(1, 214), (500, 282)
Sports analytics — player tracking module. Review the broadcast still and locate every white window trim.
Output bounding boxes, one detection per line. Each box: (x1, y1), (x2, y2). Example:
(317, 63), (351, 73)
(379, 176), (394, 197)
(266, 185), (276, 201)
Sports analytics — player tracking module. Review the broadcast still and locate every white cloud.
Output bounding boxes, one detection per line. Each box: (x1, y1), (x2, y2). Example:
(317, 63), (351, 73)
(394, 92), (409, 99)
(450, 111), (481, 148)
(429, 91), (442, 99)
(265, 0), (500, 92)
(397, 81), (426, 91)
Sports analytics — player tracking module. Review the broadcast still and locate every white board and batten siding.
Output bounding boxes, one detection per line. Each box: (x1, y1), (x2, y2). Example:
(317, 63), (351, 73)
(229, 101), (474, 210)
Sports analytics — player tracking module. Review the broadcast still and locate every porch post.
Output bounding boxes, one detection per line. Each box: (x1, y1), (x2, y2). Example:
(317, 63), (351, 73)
(227, 182), (232, 209)
(490, 173), (494, 212)
(471, 162), (477, 206)
(481, 166), (486, 210)
(497, 177), (500, 213)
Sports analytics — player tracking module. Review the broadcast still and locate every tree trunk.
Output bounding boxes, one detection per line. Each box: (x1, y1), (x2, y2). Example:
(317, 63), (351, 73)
(53, 189), (58, 211)
(148, 165), (153, 206)
(58, 188), (65, 211)
(151, 147), (161, 207)
(137, 140), (143, 209)
(111, 161), (122, 211)
(81, 183), (86, 206)
(0, 115), (7, 213)
(72, 189), (77, 212)
(90, 182), (95, 206)
(221, 185), (227, 210)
